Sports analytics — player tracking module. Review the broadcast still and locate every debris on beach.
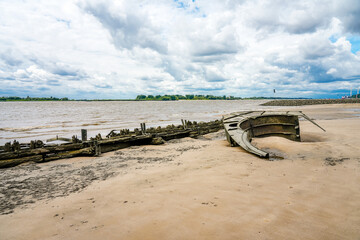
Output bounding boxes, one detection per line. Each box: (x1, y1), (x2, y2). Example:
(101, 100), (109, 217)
(324, 157), (350, 166)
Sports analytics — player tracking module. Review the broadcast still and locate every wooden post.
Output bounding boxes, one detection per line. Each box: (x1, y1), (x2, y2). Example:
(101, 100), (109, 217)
(140, 123), (146, 134)
(81, 129), (87, 141)
(94, 140), (101, 156)
(181, 119), (186, 129)
(4, 142), (11, 152)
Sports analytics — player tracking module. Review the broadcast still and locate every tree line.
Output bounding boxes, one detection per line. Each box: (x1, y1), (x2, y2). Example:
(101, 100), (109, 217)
(0, 96), (69, 101)
(0, 94), (281, 102)
(135, 94), (242, 101)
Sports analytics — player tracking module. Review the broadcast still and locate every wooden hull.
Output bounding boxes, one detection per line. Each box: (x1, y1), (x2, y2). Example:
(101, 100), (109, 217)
(223, 111), (325, 158)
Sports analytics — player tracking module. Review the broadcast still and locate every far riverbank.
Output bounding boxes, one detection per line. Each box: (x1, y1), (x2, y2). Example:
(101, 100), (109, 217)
(262, 98), (360, 106)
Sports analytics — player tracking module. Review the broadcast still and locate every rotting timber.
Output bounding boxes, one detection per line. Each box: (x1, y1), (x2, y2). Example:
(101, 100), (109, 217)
(0, 120), (223, 168)
(223, 111), (326, 158)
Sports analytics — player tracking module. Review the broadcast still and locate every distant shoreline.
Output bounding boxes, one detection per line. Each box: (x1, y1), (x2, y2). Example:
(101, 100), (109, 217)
(262, 98), (360, 106)
(0, 96), (308, 102)
(0, 99), (297, 102)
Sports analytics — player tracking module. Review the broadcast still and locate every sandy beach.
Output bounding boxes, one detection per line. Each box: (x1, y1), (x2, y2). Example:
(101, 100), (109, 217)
(0, 104), (359, 240)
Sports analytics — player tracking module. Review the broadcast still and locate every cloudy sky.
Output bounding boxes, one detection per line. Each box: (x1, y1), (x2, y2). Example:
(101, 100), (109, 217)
(1, 0), (360, 99)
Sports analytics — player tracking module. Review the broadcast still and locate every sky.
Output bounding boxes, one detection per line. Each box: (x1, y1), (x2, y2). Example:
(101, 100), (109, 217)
(1, 0), (360, 99)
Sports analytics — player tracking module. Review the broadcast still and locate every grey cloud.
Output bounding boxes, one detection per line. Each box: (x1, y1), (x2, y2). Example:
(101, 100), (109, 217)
(47, 63), (87, 80)
(1, 48), (87, 82)
(344, 75), (360, 80)
(287, 63), (354, 84)
(0, 76), (15, 81)
(334, 0), (360, 33)
(37, 87), (50, 91)
(206, 78), (226, 82)
(81, 2), (167, 53)
(192, 54), (231, 63)
(192, 44), (238, 57)
(0, 55), (22, 67)
(52, 68), (78, 77)
(0, 49), (23, 67)
(247, 1), (330, 34)
(342, 13), (360, 33)
(189, 25), (242, 59)
(140, 76), (151, 81)
(205, 67), (227, 82)
(29, 60), (88, 81)
(140, 76), (165, 82)
(162, 58), (187, 81)
(284, 18), (324, 35)
(248, 0), (360, 35)
(46, 80), (61, 86)
(94, 84), (112, 89)
(18, 79), (34, 83)
(301, 39), (335, 60)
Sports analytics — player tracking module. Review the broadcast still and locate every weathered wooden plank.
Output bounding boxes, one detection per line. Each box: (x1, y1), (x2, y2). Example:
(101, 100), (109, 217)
(44, 147), (94, 162)
(0, 148), (49, 160)
(45, 143), (84, 152)
(157, 130), (191, 141)
(0, 155), (43, 168)
(99, 135), (153, 153)
(98, 135), (152, 145)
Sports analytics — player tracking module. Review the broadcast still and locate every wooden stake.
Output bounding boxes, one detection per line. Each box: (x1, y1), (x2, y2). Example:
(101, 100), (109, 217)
(81, 129), (87, 141)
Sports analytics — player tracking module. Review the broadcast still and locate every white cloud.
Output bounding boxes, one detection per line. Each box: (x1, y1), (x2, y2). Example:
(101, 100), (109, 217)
(0, 0), (360, 99)
(327, 68), (337, 75)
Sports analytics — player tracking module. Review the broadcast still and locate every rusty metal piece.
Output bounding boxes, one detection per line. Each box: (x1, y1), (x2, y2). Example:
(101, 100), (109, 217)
(223, 111), (325, 158)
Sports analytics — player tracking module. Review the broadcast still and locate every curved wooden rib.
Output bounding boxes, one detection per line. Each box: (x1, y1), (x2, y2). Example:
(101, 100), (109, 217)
(223, 111), (324, 158)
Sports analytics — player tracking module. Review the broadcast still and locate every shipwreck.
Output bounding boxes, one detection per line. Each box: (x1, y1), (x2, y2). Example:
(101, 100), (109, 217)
(223, 111), (326, 158)
(0, 120), (223, 168)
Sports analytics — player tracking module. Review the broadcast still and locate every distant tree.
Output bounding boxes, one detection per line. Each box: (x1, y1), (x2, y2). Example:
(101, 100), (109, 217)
(161, 96), (171, 101)
(136, 95), (147, 100)
(177, 95), (186, 100)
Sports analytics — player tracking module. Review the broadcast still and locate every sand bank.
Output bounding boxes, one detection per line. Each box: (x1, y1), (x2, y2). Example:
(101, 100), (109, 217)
(0, 104), (359, 240)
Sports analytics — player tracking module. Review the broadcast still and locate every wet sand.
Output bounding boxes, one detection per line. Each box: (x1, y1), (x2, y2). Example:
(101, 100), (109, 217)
(0, 104), (359, 240)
